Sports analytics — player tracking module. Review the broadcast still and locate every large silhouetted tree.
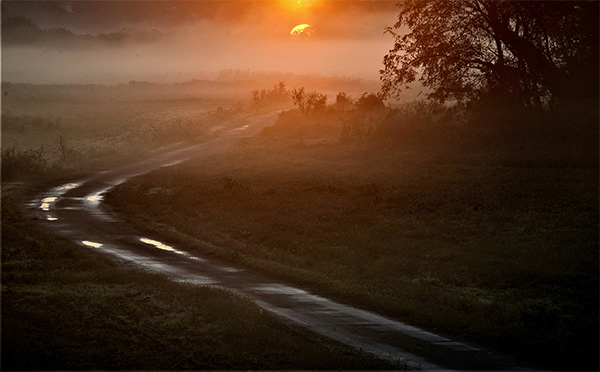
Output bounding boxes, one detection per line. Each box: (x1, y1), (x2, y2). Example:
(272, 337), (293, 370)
(380, 0), (598, 109)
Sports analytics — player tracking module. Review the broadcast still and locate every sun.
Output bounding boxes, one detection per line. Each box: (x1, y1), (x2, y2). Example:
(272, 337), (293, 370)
(290, 24), (314, 39)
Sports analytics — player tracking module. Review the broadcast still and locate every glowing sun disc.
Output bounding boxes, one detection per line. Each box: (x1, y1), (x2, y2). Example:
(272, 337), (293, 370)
(290, 24), (314, 38)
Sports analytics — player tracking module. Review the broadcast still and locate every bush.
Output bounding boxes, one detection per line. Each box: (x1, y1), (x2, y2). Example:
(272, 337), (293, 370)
(355, 93), (385, 112)
(262, 109), (341, 139)
(251, 82), (290, 108)
(1, 146), (49, 182)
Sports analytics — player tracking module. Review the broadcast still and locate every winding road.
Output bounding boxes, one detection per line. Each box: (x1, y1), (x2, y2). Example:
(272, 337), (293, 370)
(29, 113), (535, 371)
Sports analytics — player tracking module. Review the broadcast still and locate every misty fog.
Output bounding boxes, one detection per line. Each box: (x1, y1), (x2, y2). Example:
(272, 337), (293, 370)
(2, 1), (400, 84)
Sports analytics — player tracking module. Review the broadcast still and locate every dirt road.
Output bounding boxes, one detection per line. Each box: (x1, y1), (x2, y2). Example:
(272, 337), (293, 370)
(29, 113), (535, 370)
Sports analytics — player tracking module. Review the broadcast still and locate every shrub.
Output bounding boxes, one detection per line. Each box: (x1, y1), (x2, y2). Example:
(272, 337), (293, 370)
(1, 146), (48, 181)
(251, 82), (290, 108)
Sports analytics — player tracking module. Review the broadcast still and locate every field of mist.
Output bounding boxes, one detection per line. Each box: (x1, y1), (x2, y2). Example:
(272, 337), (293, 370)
(2, 1), (399, 84)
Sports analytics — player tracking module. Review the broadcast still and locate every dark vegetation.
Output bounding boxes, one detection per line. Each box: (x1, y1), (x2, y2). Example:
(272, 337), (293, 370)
(250, 81), (292, 109)
(106, 137), (598, 370)
(1, 75), (381, 183)
(1, 82), (394, 369)
(1, 82), (246, 183)
(1, 186), (390, 370)
(3, 1), (597, 369)
(104, 2), (598, 370)
(380, 0), (599, 109)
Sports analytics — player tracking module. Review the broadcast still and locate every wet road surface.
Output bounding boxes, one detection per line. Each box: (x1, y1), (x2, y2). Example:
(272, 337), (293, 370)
(28, 113), (535, 370)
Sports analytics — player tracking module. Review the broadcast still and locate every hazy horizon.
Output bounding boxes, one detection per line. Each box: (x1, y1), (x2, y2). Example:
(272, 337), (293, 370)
(2, 1), (400, 84)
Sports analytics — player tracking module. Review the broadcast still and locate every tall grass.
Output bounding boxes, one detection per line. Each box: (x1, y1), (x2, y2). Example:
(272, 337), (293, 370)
(1, 184), (391, 370)
(1, 146), (48, 181)
(2, 83), (250, 177)
(106, 139), (599, 370)
(0, 82), (402, 370)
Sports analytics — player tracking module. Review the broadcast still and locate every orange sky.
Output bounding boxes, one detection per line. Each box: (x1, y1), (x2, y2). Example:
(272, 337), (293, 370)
(2, 1), (400, 83)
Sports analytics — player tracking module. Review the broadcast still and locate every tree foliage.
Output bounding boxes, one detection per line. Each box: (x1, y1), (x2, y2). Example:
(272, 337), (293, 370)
(291, 87), (327, 113)
(251, 82), (289, 107)
(380, 0), (599, 108)
(355, 93), (385, 112)
(291, 87), (307, 112)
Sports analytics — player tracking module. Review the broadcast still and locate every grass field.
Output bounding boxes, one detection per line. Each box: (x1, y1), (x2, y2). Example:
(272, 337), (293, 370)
(1, 83), (247, 180)
(106, 135), (599, 370)
(1, 184), (391, 370)
(1, 82), (396, 370)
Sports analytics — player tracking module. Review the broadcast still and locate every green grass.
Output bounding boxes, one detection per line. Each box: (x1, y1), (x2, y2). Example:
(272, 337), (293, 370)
(1, 185), (391, 370)
(105, 137), (599, 370)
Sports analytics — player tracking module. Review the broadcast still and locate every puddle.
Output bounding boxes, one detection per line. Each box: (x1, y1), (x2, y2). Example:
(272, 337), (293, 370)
(253, 284), (310, 296)
(82, 240), (103, 248)
(33, 181), (84, 211)
(173, 276), (218, 286)
(139, 237), (194, 258)
(58, 183), (79, 190)
(40, 196), (59, 211)
(85, 192), (104, 206)
(221, 267), (241, 273)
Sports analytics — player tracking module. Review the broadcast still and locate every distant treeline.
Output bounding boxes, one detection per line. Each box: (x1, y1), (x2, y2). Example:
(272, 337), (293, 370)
(1, 72), (380, 104)
(2, 16), (165, 48)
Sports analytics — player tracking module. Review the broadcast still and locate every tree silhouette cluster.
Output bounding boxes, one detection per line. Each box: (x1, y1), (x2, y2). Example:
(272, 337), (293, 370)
(380, 0), (599, 109)
(251, 82), (290, 107)
(290, 87), (327, 114)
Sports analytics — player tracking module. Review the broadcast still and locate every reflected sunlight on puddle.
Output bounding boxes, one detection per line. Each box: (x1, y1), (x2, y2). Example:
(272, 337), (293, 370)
(59, 183), (78, 190)
(173, 277), (217, 286)
(82, 240), (103, 248)
(40, 196), (59, 211)
(221, 267), (241, 273)
(87, 194), (102, 202)
(140, 237), (189, 256)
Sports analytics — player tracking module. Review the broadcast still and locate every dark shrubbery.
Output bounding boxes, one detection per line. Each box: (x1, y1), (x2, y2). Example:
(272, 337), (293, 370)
(342, 100), (462, 145)
(251, 82), (291, 108)
(1, 113), (62, 134)
(262, 89), (464, 145)
(262, 109), (341, 139)
(262, 84), (597, 157)
(290, 87), (327, 114)
(2, 146), (49, 182)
